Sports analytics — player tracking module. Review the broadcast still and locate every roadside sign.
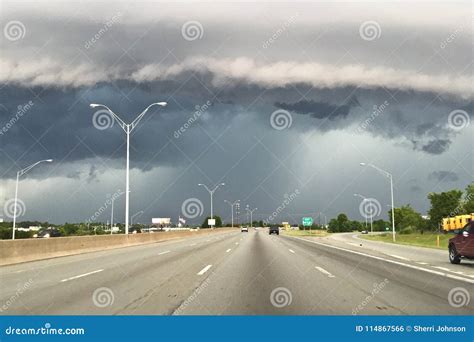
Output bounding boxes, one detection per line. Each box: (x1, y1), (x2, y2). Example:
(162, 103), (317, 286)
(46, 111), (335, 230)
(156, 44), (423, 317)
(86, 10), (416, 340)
(208, 219), (216, 226)
(302, 217), (313, 226)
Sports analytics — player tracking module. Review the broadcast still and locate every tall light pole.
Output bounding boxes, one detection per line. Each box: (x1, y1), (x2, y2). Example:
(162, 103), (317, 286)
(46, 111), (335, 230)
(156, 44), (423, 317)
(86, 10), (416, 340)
(12, 159), (53, 240)
(360, 162), (396, 242)
(224, 200), (240, 227)
(354, 193), (372, 233)
(90, 102), (167, 234)
(131, 210), (144, 226)
(110, 195), (114, 235)
(198, 182), (225, 228)
(319, 212), (327, 228)
(246, 206), (257, 228)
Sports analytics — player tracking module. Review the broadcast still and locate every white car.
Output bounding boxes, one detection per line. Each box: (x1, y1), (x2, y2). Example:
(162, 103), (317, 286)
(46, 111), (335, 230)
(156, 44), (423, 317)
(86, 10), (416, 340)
(241, 226), (249, 232)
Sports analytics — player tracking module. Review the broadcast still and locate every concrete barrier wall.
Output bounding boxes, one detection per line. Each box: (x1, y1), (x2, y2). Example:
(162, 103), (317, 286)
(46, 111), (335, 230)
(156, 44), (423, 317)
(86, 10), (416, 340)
(0, 228), (237, 266)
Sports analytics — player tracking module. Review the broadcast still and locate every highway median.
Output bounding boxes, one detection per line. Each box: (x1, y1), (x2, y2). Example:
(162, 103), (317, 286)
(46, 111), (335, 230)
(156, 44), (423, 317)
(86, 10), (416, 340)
(0, 228), (237, 266)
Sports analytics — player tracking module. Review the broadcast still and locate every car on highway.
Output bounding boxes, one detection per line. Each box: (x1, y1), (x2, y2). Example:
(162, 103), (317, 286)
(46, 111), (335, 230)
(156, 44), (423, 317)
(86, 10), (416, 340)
(448, 221), (474, 264)
(34, 228), (61, 238)
(241, 226), (249, 232)
(269, 225), (280, 235)
(361, 230), (368, 234)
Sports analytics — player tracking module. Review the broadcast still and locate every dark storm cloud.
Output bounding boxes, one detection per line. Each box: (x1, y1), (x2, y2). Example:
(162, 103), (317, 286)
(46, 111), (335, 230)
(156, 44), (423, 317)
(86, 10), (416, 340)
(1, 76), (470, 181)
(274, 97), (360, 120)
(428, 170), (459, 182)
(418, 139), (452, 155)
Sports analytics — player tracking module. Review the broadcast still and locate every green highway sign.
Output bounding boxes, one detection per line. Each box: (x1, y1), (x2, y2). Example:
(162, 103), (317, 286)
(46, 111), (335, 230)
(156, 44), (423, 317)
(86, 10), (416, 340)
(302, 217), (313, 226)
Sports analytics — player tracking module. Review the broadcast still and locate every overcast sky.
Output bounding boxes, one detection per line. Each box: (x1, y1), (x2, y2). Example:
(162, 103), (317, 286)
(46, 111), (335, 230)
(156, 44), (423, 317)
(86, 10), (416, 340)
(0, 0), (472, 225)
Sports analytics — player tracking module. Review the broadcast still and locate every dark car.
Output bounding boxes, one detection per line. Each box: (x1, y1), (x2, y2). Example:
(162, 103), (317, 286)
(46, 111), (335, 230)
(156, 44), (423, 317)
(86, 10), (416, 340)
(35, 228), (61, 238)
(269, 225), (280, 235)
(448, 221), (474, 264)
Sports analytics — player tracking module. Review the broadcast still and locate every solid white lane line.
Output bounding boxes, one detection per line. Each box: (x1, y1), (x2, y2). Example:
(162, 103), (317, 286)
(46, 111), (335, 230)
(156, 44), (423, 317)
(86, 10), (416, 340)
(158, 251), (171, 255)
(433, 266), (451, 272)
(389, 254), (410, 261)
(289, 249), (295, 254)
(417, 262), (429, 265)
(189, 243), (197, 246)
(60, 269), (104, 282)
(226, 249), (232, 253)
(315, 266), (336, 278)
(287, 236), (474, 284)
(197, 265), (212, 275)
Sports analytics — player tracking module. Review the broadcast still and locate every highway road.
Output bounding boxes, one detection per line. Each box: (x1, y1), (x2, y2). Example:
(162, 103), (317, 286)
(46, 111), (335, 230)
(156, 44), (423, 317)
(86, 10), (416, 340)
(0, 229), (472, 315)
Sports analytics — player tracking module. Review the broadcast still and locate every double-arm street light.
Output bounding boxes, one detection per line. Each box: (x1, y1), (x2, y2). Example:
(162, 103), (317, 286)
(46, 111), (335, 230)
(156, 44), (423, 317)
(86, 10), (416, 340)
(246, 206), (257, 228)
(12, 159), (53, 240)
(360, 162), (396, 242)
(224, 200), (240, 228)
(354, 193), (372, 233)
(198, 183), (225, 228)
(90, 102), (167, 234)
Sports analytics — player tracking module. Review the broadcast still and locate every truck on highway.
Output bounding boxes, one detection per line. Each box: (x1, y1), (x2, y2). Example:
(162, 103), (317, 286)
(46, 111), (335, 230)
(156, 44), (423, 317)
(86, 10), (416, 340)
(442, 213), (473, 232)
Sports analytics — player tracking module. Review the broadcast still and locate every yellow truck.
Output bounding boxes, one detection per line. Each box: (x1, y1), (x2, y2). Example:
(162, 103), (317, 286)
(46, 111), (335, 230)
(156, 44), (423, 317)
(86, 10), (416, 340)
(443, 214), (473, 232)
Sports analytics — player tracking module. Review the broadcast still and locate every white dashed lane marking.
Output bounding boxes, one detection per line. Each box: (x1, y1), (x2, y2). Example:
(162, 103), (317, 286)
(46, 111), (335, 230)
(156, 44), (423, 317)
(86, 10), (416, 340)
(60, 269), (104, 283)
(197, 265), (212, 275)
(315, 266), (335, 278)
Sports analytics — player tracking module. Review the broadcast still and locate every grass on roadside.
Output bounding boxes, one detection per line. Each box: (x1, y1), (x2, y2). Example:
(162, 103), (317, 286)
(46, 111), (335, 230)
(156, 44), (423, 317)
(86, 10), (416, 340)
(360, 232), (452, 249)
(282, 230), (330, 237)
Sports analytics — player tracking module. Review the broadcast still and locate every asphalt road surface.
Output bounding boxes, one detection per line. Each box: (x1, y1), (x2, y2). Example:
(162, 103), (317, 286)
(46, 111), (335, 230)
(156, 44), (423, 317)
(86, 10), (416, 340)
(1, 229), (472, 315)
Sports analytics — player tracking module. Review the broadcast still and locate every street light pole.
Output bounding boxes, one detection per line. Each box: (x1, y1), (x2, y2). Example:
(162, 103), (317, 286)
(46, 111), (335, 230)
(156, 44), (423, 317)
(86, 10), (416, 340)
(246, 206), (257, 228)
(198, 182), (225, 228)
(224, 200), (240, 227)
(110, 196), (114, 235)
(354, 194), (372, 233)
(12, 159), (53, 240)
(360, 162), (396, 242)
(90, 102), (167, 235)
